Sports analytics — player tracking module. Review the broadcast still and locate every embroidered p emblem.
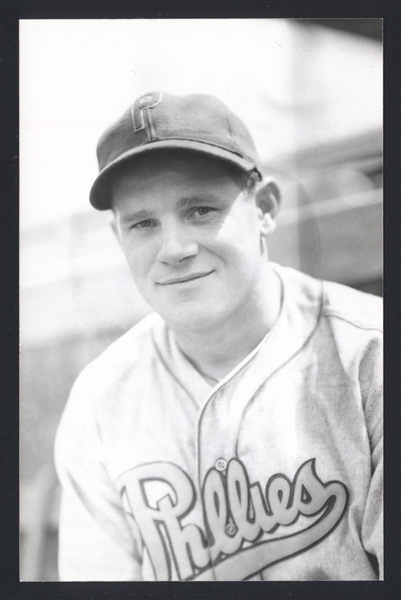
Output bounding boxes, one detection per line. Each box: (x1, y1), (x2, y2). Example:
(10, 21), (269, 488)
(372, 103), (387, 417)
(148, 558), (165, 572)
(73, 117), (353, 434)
(132, 92), (163, 132)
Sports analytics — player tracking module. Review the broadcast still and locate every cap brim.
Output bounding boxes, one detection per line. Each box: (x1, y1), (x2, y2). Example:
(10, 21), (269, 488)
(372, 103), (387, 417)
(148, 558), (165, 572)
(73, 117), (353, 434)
(89, 139), (260, 210)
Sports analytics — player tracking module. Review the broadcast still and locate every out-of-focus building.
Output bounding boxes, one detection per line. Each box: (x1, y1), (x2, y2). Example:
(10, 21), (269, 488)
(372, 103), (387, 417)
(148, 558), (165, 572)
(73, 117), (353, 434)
(20, 19), (382, 580)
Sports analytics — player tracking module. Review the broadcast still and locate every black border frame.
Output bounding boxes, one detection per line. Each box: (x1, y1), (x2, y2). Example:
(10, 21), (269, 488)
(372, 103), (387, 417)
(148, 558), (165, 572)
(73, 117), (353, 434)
(1, 2), (400, 599)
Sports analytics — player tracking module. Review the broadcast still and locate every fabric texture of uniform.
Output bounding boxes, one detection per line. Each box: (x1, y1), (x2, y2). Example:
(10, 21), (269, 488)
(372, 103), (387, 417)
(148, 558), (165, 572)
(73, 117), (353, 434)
(55, 265), (383, 581)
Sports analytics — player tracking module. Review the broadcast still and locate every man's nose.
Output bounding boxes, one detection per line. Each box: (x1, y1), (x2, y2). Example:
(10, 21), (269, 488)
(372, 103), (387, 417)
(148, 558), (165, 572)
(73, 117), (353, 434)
(156, 221), (199, 265)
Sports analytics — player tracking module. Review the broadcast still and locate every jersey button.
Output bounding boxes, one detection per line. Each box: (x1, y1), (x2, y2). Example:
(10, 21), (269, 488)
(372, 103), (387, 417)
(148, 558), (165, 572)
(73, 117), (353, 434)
(225, 523), (237, 536)
(215, 458), (227, 472)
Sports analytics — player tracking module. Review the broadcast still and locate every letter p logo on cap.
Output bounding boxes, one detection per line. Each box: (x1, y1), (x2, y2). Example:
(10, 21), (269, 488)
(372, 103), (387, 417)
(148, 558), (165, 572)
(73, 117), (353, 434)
(132, 92), (163, 132)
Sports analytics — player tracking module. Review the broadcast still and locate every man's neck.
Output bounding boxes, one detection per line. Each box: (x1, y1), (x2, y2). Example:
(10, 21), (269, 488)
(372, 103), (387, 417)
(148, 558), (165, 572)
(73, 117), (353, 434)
(172, 266), (282, 382)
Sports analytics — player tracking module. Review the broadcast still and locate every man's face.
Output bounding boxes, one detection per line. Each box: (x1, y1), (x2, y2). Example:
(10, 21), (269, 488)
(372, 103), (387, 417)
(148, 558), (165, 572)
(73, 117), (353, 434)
(112, 152), (269, 333)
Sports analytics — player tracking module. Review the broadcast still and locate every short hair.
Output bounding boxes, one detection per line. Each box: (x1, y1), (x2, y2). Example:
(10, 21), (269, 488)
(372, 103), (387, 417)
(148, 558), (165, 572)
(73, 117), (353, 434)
(235, 169), (262, 195)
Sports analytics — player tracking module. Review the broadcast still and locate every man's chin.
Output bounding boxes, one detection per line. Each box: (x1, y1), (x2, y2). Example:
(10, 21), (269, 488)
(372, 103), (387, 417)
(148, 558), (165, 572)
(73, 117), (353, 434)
(156, 303), (220, 334)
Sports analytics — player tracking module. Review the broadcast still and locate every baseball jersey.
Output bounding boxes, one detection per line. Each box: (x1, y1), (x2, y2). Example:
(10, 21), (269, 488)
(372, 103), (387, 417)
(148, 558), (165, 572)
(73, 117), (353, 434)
(55, 264), (383, 581)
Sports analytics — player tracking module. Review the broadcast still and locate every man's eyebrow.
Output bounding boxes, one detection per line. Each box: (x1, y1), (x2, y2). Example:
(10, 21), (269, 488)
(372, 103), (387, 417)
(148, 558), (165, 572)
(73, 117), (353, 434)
(177, 194), (222, 209)
(118, 195), (223, 223)
(119, 209), (152, 224)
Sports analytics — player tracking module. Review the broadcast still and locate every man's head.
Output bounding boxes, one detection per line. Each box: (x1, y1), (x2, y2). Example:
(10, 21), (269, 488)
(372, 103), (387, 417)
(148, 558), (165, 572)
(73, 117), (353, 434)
(90, 92), (281, 333)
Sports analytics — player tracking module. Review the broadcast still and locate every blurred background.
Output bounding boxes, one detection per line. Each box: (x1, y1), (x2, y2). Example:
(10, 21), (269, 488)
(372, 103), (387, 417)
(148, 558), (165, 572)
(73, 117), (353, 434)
(19, 18), (382, 580)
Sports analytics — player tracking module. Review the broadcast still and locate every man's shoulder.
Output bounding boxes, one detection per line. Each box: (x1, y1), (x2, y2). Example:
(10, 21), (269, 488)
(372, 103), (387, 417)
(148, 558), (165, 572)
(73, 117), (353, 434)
(73, 312), (163, 393)
(322, 279), (382, 333)
(279, 265), (382, 333)
(57, 313), (165, 446)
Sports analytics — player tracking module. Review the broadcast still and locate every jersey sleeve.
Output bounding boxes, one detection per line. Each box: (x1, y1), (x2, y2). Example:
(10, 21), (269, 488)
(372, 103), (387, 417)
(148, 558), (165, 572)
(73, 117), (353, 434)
(359, 333), (383, 579)
(54, 367), (143, 581)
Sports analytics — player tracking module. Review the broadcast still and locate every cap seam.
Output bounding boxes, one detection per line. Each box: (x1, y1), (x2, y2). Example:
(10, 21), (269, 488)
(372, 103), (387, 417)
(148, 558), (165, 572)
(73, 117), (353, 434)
(128, 136), (252, 162)
(225, 114), (238, 152)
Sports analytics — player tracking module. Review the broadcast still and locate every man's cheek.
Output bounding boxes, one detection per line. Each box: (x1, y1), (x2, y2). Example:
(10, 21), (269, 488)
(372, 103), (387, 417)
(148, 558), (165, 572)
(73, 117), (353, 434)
(128, 264), (151, 297)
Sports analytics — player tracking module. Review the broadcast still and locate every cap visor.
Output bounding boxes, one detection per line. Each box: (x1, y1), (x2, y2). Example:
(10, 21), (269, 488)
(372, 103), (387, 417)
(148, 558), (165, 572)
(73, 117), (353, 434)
(90, 139), (259, 210)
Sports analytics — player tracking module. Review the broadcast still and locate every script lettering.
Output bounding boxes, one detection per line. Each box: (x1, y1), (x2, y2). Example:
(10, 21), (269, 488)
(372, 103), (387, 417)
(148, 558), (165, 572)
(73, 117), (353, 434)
(120, 458), (348, 581)
(122, 462), (209, 580)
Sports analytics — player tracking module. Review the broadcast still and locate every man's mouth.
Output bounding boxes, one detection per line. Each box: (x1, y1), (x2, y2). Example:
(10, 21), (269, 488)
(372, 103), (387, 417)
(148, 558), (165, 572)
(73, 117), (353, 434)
(157, 271), (214, 285)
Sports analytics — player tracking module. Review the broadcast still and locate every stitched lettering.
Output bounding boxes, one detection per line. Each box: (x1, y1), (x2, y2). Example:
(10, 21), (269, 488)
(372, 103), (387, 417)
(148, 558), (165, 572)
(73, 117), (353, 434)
(120, 458), (348, 581)
(131, 92), (162, 132)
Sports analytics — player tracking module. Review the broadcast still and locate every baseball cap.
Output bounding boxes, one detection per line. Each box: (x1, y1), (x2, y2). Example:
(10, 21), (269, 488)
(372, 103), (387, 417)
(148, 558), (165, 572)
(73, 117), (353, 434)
(90, 91), (262, 210)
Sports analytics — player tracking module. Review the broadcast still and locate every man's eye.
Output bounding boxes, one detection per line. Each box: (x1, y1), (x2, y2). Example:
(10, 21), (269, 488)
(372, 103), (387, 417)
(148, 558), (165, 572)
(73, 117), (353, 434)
(191, 207), (214, 218)
(131, 220), (154, 230)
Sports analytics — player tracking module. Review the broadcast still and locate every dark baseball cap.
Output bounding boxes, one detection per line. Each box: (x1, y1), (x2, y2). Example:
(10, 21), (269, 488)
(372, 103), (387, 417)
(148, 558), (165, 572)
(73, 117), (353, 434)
(90, 91), (262, 210)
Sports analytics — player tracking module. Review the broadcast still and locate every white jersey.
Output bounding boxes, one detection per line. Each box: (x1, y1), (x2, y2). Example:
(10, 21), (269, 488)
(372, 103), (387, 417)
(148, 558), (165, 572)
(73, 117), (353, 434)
(55, 265), (383, 581)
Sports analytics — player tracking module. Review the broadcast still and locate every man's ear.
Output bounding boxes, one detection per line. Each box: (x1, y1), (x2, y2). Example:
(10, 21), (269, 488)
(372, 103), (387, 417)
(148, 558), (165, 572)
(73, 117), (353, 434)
(255, 177), (281, 236)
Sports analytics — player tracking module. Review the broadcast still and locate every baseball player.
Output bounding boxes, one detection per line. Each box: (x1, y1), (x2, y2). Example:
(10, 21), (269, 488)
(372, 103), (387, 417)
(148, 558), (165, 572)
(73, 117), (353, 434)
(55, 92), (383, 581)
